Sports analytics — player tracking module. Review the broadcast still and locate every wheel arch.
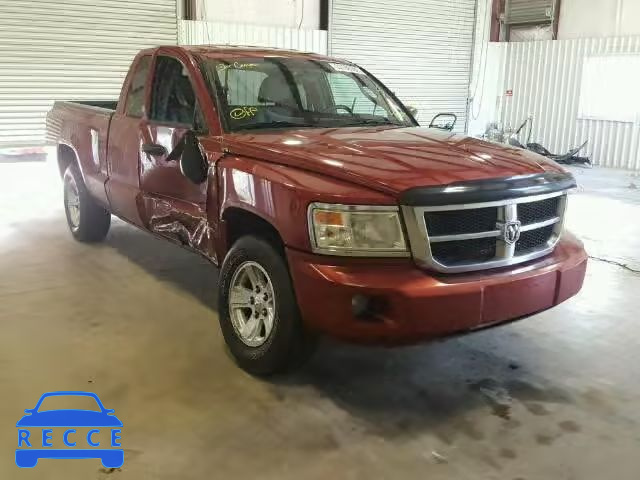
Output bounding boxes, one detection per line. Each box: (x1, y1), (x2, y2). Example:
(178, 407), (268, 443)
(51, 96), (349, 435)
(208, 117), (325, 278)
(57, 142), (83, 180)
(221, 207), (285, 255)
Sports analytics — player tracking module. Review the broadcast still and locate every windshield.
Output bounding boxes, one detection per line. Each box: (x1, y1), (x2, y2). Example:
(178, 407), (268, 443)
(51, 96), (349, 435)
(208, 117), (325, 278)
(199, 56), (416, 132)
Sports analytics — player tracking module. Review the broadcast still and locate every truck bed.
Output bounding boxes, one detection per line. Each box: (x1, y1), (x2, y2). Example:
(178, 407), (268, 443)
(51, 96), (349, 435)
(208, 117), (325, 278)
(46, 99), (119, 209)
(46, 100), (118, 145)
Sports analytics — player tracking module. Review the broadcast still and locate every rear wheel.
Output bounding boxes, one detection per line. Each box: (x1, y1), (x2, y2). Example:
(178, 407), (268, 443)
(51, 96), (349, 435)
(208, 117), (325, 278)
(63, 163), (110, 242)
(218, 236), (317, 375)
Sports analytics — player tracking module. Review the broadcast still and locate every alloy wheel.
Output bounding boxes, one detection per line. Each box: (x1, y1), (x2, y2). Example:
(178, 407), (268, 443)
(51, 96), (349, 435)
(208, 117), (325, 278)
(228, 261), (276, 347)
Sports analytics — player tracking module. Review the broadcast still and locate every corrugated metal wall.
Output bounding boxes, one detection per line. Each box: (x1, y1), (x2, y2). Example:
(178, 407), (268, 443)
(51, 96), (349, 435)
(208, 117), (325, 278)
(329, 0), (476, 131)
(507, 0), (554, 24)
(0, 0), (178, 148)
(178, 20), (328, 55)
(498, 37), (640, 170)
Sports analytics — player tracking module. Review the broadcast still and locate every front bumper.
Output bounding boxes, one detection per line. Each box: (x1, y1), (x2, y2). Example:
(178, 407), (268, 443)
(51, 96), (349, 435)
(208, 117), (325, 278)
(286, 232), (587, 345)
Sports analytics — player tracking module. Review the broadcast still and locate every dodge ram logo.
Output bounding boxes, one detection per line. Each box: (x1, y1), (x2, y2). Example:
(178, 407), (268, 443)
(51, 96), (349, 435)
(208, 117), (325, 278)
(501, 220), (521, 244)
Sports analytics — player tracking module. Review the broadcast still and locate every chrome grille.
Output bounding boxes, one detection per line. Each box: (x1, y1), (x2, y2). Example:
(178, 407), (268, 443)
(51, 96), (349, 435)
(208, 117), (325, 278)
(518, 196), (560, 225)
(430, 237), (497, 264)
(515, 225), (555, 254)
(424, 207), (498, 236)
(401, 191), (568, 273)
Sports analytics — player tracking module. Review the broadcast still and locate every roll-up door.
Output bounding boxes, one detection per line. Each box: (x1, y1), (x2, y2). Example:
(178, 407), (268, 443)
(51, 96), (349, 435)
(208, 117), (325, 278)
(330, 0), (476, 131)
(0, 0), (177, 147)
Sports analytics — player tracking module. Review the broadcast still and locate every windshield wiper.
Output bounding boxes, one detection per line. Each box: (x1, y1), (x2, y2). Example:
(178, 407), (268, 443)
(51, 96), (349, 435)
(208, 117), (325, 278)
(341, 119), (402, 127)
(235, 121), (318, 131)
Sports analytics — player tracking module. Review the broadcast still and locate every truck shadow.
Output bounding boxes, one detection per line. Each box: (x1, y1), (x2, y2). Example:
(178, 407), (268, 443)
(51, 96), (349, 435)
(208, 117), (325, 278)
(106, 219), (220, 312)
(272, 336), (575, 441)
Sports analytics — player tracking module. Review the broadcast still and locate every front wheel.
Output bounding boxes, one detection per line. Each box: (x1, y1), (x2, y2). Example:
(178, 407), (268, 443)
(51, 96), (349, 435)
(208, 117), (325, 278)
(218, 236), (317, 375)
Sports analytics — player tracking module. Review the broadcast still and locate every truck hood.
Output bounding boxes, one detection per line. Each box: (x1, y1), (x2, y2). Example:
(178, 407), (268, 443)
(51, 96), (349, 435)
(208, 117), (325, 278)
(223, 126), (565, 196)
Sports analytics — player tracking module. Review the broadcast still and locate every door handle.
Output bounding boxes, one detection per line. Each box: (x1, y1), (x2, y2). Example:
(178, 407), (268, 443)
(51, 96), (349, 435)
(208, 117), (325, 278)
(142, 143), (167, 156)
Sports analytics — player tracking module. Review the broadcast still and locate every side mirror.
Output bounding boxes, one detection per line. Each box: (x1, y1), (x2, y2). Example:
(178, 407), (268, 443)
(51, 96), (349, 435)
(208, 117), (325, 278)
(429, 113), (457, 131)
(180, 131), (208, 184)
(407, 106), (418, 117)
(167, 131), (208, 184)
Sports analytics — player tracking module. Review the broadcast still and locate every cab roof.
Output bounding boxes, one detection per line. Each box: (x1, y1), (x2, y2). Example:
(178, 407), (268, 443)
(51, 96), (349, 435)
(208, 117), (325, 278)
(145, 44), (338, 62)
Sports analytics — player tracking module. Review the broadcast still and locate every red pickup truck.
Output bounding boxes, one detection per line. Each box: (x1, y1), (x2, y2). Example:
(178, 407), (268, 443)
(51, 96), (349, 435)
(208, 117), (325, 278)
(47, 45), (587, 375)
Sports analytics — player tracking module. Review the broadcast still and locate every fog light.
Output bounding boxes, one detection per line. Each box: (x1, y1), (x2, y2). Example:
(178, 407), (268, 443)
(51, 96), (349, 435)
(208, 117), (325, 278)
(351, 294), (371, 318)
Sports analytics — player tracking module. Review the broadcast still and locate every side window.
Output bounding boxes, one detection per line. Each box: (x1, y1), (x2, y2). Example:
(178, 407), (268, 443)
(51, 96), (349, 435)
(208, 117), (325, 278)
(150, 56), (199, 126)
(125, 56), (151, 117)
(326, 73), (377, 115)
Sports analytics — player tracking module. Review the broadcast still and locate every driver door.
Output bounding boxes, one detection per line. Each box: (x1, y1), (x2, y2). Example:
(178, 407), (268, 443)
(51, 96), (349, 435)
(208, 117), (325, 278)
(138, 54), (212, 254)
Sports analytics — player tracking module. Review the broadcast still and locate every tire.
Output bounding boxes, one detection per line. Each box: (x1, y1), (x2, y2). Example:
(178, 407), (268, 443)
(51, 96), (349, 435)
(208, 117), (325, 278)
(63, 163), (110, 242)
(218, 235), (317, 375)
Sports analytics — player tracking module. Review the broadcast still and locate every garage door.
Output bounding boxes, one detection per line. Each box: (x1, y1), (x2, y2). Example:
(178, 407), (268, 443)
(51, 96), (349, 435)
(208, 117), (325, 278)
(0, 0), (177, 148)
(330, 0), (476, 132)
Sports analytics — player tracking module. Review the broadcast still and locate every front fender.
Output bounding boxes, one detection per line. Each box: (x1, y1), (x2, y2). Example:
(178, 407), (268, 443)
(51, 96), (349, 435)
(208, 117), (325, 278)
(217, 155), (396, 256)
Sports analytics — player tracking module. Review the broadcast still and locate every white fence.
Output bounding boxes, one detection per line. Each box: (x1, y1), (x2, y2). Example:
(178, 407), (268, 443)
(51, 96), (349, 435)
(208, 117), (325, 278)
(473, 37), (640, 169)
(474, 37), (640, 170)
(178, 20), (328, 55)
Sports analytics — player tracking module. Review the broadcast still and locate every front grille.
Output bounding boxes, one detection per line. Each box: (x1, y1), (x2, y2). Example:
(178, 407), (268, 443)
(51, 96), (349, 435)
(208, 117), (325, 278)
(518, 196), (560, 225)
(515, 225), (555, 254)
(409, 192), (567, 273)
(425, 207), (498, 236)
(431, 238), (496, 265)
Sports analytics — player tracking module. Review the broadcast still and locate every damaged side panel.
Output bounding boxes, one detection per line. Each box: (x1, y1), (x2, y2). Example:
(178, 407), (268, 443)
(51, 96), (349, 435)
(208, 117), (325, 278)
(142, 194), (217, 262)
(140, 187), (218, 265)
(138, 159), (218, 265)
(138, 131), (222, 264)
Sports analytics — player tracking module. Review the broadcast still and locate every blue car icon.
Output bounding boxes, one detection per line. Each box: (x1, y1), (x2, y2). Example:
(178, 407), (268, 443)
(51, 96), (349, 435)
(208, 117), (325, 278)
(16, 391), (123, 468)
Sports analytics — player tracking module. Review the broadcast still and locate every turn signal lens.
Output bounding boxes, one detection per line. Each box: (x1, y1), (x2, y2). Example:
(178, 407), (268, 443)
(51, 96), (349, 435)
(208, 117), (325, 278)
(313, 210), (345, 226)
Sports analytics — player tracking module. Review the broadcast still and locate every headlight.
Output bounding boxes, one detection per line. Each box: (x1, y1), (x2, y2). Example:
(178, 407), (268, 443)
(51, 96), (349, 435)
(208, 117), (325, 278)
(308, 203), (408, 256)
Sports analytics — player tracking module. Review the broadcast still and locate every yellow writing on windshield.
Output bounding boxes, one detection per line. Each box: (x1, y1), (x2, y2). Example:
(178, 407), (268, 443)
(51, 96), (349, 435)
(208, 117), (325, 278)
(217, 62), (259, 72)
(230, 107), (258, 120)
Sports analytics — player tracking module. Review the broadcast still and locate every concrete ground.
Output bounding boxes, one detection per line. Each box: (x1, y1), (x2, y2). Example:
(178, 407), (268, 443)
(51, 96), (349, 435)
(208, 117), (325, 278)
(0, 160), (639, 480)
